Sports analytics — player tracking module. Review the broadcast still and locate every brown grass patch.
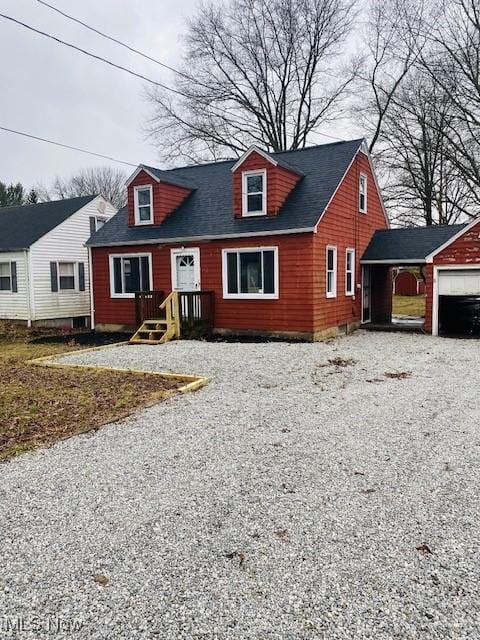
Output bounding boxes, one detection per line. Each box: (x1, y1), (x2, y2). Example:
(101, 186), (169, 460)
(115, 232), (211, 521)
(0, 338), (182, 461)
(392, 295), (426, 317)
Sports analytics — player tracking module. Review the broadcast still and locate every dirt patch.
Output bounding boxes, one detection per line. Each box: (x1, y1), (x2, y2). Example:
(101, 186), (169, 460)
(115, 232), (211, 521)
(384, 371), (412, 380)
(0, 339), (182, 461)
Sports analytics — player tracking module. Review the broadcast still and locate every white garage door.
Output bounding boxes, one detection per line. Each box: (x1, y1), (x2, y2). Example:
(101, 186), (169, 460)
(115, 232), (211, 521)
(438, 269), (480, 296)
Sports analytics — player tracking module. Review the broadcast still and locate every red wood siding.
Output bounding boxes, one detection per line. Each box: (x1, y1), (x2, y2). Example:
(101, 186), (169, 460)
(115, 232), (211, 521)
(92, 233), (314, 333)
(312, 152), (388, 332)
(424, 221), (480, 333)
(127, 170), (191, 226)
(232, 151), (301, 218)
(394, 271), (425, 296)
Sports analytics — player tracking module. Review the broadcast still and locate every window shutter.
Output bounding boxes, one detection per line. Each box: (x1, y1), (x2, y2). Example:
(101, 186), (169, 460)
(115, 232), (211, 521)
(11, 262), (17, 293)
(78, 262), (85, 291)
(89, 216), (96, 235)
(50, 262), (58, 292)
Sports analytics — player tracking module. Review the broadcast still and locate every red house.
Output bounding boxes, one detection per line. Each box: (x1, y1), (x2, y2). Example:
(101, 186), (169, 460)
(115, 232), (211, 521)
(393, 270), (426, 296)
(88, 139), (391, 341)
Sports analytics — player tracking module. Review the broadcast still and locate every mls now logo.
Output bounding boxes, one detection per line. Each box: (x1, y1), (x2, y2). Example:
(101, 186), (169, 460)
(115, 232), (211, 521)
(2, 616), (83, 634)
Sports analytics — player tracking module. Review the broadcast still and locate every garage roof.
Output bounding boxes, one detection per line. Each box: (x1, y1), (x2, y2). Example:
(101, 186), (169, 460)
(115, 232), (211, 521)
(362, 224), (467, 263)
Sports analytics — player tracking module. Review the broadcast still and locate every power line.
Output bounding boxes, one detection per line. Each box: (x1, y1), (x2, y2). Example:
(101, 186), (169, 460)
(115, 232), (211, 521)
(25, 5), (345, 144)
(36, 0), (188, 80)
(0, 125), (139, 167)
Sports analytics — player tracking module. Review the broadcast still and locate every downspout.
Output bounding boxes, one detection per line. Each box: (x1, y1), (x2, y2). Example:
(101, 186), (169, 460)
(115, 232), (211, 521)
(88, 246), (95, 331)
(24, 249), (35, 327)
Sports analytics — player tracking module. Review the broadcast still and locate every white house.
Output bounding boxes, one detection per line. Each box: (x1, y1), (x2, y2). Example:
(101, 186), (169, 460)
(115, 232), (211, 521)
(0, 195), (116, 328)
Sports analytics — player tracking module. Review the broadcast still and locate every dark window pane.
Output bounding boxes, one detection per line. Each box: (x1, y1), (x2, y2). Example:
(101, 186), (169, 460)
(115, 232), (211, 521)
(247, 194), (263, 212)
(227, 253), (238, 294)
(240, 252), (261, 293)
(113, 258), (122, 293)
(137, 189), (151, 206)
(59, 276), (75, 290)
(328, 272), (334, 293)
(346, 272), (352, 293)
(140, 256), (150, 291)
(139, 206), (151, 221)
(247, 174), (263, 193)
(0, 277), (11, 291)
(327, 249), (334, 271)
(263, 251), (275, 294)
(124, 257), (140, 293)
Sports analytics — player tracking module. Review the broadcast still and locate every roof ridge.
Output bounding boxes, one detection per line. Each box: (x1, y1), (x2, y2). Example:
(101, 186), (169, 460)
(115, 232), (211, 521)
(145, 138), (364, 174)
(0, 193), (97, 213)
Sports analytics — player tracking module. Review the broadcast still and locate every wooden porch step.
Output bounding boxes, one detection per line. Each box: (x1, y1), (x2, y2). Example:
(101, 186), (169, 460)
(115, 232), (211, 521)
(129, 337), (165, 345)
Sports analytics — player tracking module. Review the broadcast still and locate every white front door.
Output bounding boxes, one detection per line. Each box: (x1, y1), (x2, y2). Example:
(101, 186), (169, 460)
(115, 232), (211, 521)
(171, 248), (201, 292)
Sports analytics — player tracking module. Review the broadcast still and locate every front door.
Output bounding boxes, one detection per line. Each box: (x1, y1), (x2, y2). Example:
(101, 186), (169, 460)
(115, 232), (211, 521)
(171, 248), (200, 292)
(362, 266), (371, 324)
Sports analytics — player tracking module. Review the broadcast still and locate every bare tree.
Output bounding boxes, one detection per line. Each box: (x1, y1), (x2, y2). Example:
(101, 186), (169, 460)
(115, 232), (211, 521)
(38, 167), (127, 209)
(419, 0), (480, 206)
(147, 0), (358, 163)
(381, 70), (475, 226)
(355, 0), (430, 155)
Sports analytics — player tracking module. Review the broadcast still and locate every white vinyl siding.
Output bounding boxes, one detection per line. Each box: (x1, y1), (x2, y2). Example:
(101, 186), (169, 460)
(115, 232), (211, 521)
(0, 251), (30, 320)
(28, 197), (116, 321)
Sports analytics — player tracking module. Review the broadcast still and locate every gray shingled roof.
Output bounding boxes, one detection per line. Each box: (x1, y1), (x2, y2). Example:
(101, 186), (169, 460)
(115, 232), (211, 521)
(362, 224), (466, 263)
(88, 139), (364, 246)
(0, 195), (97, 251)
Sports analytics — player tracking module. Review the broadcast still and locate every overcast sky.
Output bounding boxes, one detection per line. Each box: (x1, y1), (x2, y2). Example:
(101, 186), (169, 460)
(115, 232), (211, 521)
(0, 0), (358, 191)
(0, 0), (200, 189)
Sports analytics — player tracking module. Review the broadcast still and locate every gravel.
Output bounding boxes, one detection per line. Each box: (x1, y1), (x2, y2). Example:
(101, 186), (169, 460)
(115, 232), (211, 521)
(1, 331), (479, 639)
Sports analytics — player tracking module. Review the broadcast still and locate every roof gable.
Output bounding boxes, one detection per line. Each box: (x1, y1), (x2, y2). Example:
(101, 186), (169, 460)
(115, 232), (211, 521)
(88, 139), (365, 246)
(0, 195), (98, 251)
(425, 215), (480, 262)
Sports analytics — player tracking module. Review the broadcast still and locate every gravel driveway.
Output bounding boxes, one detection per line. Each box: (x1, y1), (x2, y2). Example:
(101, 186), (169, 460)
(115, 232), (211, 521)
(1, 331), (479, 639)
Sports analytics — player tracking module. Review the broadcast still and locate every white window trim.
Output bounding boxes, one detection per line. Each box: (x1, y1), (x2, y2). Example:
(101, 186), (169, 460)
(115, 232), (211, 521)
(345, 248), (355, 296)
(109, 253), (153, 299)
(170, 247), (201, 291)
(242, 169), (267, 217)
(222, 246), (279, 299)
(0, 261), (14, 294)
(56, 261), (79, 294)
(134, 184), (154, 225)
(359, 173), (368, 214)
(326, 245), (337, 298)
(94, 216), (107, 231)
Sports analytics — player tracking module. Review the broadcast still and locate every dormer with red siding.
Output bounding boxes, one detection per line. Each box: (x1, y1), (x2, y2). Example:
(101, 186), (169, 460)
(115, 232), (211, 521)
(231, 147), (303, 219)
(126, 165), (193, 227)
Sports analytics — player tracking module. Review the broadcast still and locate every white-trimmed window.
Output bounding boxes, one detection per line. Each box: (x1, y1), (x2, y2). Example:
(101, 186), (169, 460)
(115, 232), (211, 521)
(345, 248), (355, 296)
(50, 261), (85, 292)
(134, 185), (153, 225)
(359, 174), (367, 213)
(90, 216), (106, 235)
(222, 247), (278, 299)
(326, 246), (337, 298)
(242, 170), (267, 216)
(0, 262), (16, 292)
(110, 254), (152, 298)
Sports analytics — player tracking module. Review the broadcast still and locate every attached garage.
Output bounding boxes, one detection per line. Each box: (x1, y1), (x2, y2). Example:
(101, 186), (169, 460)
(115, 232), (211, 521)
(435, 268), (480, 336)
(362, 217), (480, 338)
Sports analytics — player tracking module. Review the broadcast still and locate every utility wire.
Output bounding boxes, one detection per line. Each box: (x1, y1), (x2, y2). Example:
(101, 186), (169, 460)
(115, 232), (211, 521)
(0, 125), (139, 167)
(27, 5), (345, 143)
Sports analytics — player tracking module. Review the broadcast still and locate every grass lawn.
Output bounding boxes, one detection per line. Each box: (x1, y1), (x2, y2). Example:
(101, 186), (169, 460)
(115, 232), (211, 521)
(0, 326), (182, 461)
(392, 295), (426, 317)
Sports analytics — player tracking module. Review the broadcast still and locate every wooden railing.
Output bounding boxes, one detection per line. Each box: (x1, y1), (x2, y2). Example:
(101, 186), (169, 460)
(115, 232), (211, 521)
(178, 291), (215, 336)
(159, 290), (181, 340)
(135, 290), (164, 325)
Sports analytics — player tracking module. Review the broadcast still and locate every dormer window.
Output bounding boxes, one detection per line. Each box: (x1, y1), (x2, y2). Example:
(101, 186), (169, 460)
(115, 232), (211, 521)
(242, 170), (266, 216)
(134, 185), (153, 225)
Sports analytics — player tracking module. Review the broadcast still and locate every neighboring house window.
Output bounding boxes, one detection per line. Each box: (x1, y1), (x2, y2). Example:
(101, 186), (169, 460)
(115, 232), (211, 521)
(242, 170), (266, 216)
(345, 249), (355, 296)
(0, 261), (17, 292)
(50, 262), (85, 292)
(359, 174), (367, 213)
(110, 254), (152, 297)
(326, 246), (337, 298)
(134, 185), (153, 224)
(222, 247), (278, 299)
(90, 216), (106, 235)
